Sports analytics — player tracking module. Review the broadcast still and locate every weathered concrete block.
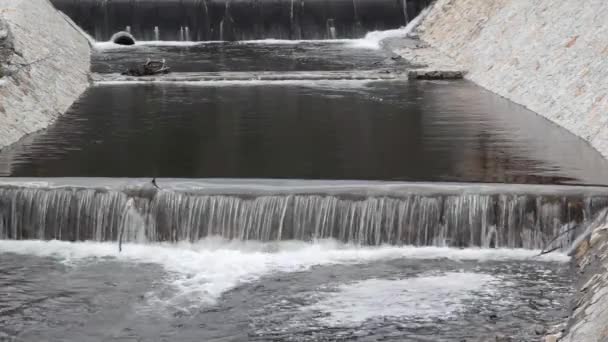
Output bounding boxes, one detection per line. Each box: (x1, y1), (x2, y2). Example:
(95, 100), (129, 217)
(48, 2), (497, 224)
(408, 69), (464, 80)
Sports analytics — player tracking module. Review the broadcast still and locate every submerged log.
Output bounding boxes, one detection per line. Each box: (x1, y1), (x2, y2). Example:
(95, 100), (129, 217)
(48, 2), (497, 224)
(122, 59), (171, 76)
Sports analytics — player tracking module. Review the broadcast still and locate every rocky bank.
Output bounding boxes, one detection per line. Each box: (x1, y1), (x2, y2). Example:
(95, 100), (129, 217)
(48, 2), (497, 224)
(0, 0), (90, 149)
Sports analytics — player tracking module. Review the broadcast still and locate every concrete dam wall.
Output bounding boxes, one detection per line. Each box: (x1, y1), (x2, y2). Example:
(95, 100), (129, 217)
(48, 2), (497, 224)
(0, 0), (90, 150)
(51, 0), (432, 41)
(416, 0), (608, 159)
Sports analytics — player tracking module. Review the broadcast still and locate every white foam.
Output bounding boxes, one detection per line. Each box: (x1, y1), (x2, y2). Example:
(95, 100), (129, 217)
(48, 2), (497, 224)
(241, 38), (354, 45)
(309, 272), (497, 325)
(94, 40), (223, 50)
(348, 7), (431, 49)
(0, 239), (568, 308)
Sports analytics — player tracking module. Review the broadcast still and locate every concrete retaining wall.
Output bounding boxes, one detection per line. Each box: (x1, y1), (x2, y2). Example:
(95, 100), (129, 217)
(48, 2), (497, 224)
(0, 0), (90, 149)
(416, 0), (608, 158)
(562, 217), (608, 342)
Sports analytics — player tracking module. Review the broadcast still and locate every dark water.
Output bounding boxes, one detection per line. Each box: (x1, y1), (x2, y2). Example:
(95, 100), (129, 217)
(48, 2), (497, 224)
(1, 80), (608, 184)
(51, 0), (430, 41)
(92, 42), (401, 74)
(0, 249), (572, 342)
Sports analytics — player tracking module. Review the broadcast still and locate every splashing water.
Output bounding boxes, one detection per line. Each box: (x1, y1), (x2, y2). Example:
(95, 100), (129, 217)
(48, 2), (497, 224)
(0, 239), (569, 309)
(92, 7), (431, 50)
(348, 6), (431, 49)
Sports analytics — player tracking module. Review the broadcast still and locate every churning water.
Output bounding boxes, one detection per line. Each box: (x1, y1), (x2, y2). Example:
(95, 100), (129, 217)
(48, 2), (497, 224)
(0, 178), (599, 340)
(0, 239), (572, 341)
(1, 4), (602, 341)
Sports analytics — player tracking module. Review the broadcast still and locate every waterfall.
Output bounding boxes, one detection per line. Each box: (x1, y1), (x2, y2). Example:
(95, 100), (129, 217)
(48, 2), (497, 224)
(1, 181), (605, 249)
(327, 19), (337, 39)
(50, 0), (430, 41)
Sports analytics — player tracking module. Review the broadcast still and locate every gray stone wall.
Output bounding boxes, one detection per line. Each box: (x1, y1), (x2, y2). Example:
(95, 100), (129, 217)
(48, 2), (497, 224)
(415, 0), (608, 159)
(561, 218), (608, 341)
(0, 0), (90, 149)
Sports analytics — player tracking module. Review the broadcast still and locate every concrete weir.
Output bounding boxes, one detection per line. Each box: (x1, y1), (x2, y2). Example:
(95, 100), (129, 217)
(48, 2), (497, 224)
(398, 1), (608, 340)
(0, 0), (91, 150)
(2, 0), (608, 339)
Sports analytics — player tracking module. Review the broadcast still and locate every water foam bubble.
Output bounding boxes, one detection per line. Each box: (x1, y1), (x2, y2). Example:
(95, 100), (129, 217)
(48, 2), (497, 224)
(348, 7), (431, 49)
(308, 272), (498, 325)
(0, 239), (568, 307)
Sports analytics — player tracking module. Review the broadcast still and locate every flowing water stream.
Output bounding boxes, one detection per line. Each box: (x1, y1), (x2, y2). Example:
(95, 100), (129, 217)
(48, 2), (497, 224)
(1, 2), (606, 341)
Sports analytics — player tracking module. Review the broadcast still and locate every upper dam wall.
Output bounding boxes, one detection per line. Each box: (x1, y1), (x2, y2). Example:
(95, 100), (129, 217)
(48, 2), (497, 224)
(417, 0), (608, 159)
(0, 0), (90, 150)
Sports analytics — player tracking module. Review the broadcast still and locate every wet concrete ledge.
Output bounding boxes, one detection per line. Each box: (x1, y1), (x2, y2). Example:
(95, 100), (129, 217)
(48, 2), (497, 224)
(0, 0), (91, 150)
(407, 69), (464, 80)
(390, 37), (466, 80)
(91, 70), (407, 84)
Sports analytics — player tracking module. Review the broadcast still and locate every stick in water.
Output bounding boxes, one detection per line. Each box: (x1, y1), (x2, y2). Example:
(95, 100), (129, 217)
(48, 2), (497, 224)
(118, 221), (124, 253)
(118, 198), (134, 253)
(537, 224), (579, 256)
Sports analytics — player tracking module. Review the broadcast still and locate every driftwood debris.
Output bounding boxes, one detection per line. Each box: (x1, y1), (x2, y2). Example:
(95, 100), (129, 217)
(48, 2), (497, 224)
(122, 58), (170, 76)
(537, 224), (579, 256)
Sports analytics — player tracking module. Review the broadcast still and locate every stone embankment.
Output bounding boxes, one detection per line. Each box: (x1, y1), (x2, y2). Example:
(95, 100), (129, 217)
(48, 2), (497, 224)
(0, 0), (90, 149)
(397, 1), (608, 340)
(400, 0), (608, 158)
(560, 217), (608, 342)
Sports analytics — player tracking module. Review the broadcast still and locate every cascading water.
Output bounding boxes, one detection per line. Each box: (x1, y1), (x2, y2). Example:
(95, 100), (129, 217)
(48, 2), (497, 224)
(3, 2), (599, 340)
(50, 0), (431, 41)
(1, 180), (606, 249)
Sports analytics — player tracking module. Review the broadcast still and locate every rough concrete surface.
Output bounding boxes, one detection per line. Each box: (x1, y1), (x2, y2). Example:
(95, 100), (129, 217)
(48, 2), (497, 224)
(392, 37), (466, 80)
(562, 217), (608, 342)
(411, 0), (608, 159)
(0, 0), (90, 149)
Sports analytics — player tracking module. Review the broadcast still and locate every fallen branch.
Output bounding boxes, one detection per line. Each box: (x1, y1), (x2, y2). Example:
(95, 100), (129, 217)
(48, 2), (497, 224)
(122, 59), (171, 76)
(537, 224), (579, 256)
(118, 222), (124, 253)
(538, 245), (561, 256)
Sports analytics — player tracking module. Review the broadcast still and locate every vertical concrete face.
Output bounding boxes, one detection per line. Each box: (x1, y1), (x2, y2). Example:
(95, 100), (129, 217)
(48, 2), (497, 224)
(0, 0), (91, 149)
(417, 0), (608, 159)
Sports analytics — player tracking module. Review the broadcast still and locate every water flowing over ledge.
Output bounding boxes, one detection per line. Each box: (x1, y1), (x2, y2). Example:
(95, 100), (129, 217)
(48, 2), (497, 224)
(51, 0), (431, 41)
(1, 178), (607, 249)
(91, 70), (405, 84)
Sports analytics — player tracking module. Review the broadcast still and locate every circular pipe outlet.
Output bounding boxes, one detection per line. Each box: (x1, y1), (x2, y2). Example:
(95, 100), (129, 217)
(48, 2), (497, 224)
(110, 31), (136, 45)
